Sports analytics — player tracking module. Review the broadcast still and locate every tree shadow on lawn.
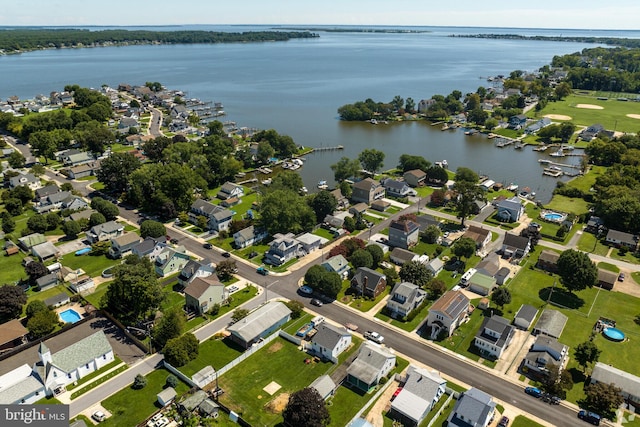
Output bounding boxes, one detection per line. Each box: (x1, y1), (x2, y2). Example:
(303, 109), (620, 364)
(538, 287), (585, 309)
(569, 367), (586, 385)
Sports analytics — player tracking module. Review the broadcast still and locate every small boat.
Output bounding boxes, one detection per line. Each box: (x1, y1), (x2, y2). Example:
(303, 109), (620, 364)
(317, 180), (328, 189)
(550, 166), (563, 171)
(370, 119), (378, 125)
(506, 183), (519, 192)
(465, 129), (478, 135)
(538, 159), (552, 164)
(487, 133), (497, 139)
(563, 145), (575, 151)
(299, 187), (308, 194)
(549, 150), (565, 157)
(533, 145), (548, 152)
(514, 142), (524, 149)
(543, 168), (563, 177)
(441, 124), (449, 131)
(261, 178), (272, 185)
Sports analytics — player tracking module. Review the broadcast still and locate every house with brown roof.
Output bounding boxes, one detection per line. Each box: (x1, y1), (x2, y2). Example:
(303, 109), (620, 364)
(426, 290), (471, 338)
(597, 268), (617, 290)
(0, 319), (28, 351)
(536, 250), (560, 273)
(462, 225), (491, 250)
(403, 169), (427, 187)
(351, 178), (385, 205)
(108, 232), (141, 259)
(184, 276), (228, 315)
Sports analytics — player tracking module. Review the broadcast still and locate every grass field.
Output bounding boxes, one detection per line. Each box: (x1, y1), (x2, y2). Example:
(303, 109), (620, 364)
(566, 166), (606, 193)
(511, 415), (546, 427)
(530, 94), (640, 133)
(179, 337), (244, 378)
(544, 195), (590, 216)
(576, 232), (610, 256)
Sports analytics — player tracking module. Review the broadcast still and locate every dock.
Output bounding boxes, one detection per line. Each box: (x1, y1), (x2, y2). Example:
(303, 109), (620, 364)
(495, 138), (514, 147)
(311, 145), (344, 152)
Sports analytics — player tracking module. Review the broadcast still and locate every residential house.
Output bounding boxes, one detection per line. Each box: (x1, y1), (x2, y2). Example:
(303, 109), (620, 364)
(108, 232), (141, 259)
(605, 229), (638, 251)
(351, 267), (387, 298)
(0, 319), (28, 351)
(426, 258), (444, 276)
(537, 250), (560, 273)
(509, 114), (527, 129)
(389, 366), (447, 427)
(184, 276), (228, 315)
(351, 178), (385, 205)
(0, 364), (46, 404)
(35, 185), (59, 201)
(495, 197), (524, 222)
(533, 309), (568, 339)
(390, 247), (418, 265)
(118, 117), (139, 133)
(296, 233), (325, 255)
(31, 242), (59, 262)
(417, 98), (436, 113)
(44, 293), (70, 309)
(9, 173), (41, 190)
(155, 246), (190, 277)
(4, 241), (19, 256)
(322, 254), (351, 279)
(513, 304), (539, 330)
(385, 282), (427, 319)
(178, 259), (216, 287)
(475, 253), (500, 277)
(479, 179), (495, 191)
(468, 271), (497, 296)
(35, 190), (72, 213)
(388, 219), (420, 249)
(590, 363), (640, 405)
(403, 169), (427, 187)
(216, 182), (244, 200)
(371, 199), (391, 212)
(416, 214), (441, 231)
(446, 388), (496, 427)
(61, 151), (93, 167)
(264, 233), (302, 266)
(330, 188), (349, 209)
(67, 161), (101, 179)
(495, 267), (511, 285)
(310, 375), (337, 401)
(383, 178), (416, 198)
(462, 225), (492, 250)
(349, 203), (369, 217)
(523, 335), (569, 376)
(35, 272), (59, 291)
(226, 301), (292, 349)
(18, 233), (46, 251)
(474, 315), (515, 359)
(585, 216), (604, 234)
(86, 221), (124, 243)
(61, 196), (88, 212)
(346, 342), (396, 392)
(426, 290), (471, 338)
(525, 117), (551, 134)
(233, 225), (268, 249)
(579, 124), (605, 142)
(501, 233), (530, 258)
(69, 276), (94, 294)
(189, 199), (233, 232)
(68, 209), (96, 223)
(597, 268), (618, 290)
(131, 236), (167, 261)
(310, 323), (352, 363)
(324, 213), (346, 229)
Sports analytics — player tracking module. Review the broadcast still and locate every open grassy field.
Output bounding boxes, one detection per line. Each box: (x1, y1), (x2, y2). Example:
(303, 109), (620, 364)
(530, 94), (640, 133)
(544, 195), (590, 216)
(566, 166), (606, 193)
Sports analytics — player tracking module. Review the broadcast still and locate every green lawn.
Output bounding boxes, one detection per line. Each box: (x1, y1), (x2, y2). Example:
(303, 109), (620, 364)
(544, 195), (590, 216)
(576, 232), (610, 256)
(61, 253), (118, 278)
(609, 247), (640, 265)
(0, 249), (28, 284)
(24, 284), (73, 315)
(100, 368), (191, 427)
(566, 166), (606, 193)
(312, 227), (334, 240)
(83, 281), (111, 308)
(67, 358), (122, 390)
(375, 300), (431, 332)
(179, 337), (245, 378)
(596, 261), (619, 273)
(511, 415), (546, 427)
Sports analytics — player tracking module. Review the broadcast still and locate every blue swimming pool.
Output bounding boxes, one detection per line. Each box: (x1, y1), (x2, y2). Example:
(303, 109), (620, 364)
(544, 213), (563, 221)
(59, 309), (82, 324)
(603, 327), (625, 342)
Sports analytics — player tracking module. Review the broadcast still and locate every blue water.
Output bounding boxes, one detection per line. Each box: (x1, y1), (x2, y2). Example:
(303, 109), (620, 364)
(603, 327), (625, 341)
(59, 309), (82, 324)
(75, 247), (91, 256)
(544, 213), (564, 221)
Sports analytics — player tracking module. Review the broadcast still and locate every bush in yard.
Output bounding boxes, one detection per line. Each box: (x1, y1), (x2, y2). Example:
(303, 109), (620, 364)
(162, 333), (199, 367)
(285, 300), (304, 319)
(132, 374), (147, 390)
(166, 375), (179, 388)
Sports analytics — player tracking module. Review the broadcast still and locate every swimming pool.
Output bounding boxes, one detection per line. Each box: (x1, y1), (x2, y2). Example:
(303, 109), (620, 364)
(603, 327), (625, 342)
(59, 309), (82, 324)
(540, 210), (567, 223)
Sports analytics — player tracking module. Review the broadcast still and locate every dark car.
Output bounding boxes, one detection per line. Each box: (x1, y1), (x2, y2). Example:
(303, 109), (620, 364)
(203, 243), (213, 249)
(248, 251), (258, 259)
(256, 266), (269, 276)
(222, 252), (231, 258)
(618, 272), (625, 281)
(524, 387), (543, 398)
(310, 298), (323, 307)
(578, 410), (601, 426)
(498, 416), (510, 427)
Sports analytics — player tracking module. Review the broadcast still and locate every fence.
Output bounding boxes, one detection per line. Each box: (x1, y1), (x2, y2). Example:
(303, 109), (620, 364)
(278, 329), (302, 346)
(216, 331), (279, 377)
(162, 360), (198, 388)
(426, 392), (456, 427)
(101, 310), (150, 353)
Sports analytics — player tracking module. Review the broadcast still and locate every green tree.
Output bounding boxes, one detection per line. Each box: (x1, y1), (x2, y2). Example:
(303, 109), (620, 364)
(405, 97), (416, 113)
(307, 190), (337, 223)
(29, 164), (46, 177)
(554, 82), (572, 100)
(427, 278), (447, 299)
(26, 261), (48, 284)
(270, 170), (304, 193)
(215, 260), (237, 282)
(285, 300), (304, 319)
(96, 152), (141, 194)
(331, 157), (361, 182)
(27, 215), (48, 234)
(256, 141), (275, 164)
(557, 249), (597, 293)
(140, 220), (166, 239)
(339, 180), (353, 199)
(584, 382), (624, 419)
(166, 375), (179, 389)
(89, 212), (106, 227)
(399, 261), (432, 288)
(0, 285), (27, 322)
(398, 154), (430, 173)
(350, 249), (373, 270)
(162, 333), (199, 367)
(422, 225), (440, 244)
(365, 244), (384, 269)
(132, 373), (148, 390)
(491, 287), (512, 309)
(8, 151), (26, 168)
(258, 189), (315, 235)
(152, 308), (186, 349)
(62, 220), (81, 238)
(231, 308), (250, 323)
(2, 215), (16, 234)
(452, 237), (476, 260)
(4, 198), (23, 216)
(358, 149), (385, 174)
(454, 167), (479, 183)
(452, 180), (485, 226)
(574, 340), (601, 373)
(26, 308), (58, 338)
(425, 166), (448, 184)
(29, 130), (58, 164)
(282, 387), (330, 427)
(540, 363), (573, 400)
(559, 122), (576, 143)
(25, 300), (49, 319)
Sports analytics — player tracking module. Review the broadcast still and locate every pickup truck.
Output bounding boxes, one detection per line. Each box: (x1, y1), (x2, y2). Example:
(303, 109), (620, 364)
(364, 331), (384, 344)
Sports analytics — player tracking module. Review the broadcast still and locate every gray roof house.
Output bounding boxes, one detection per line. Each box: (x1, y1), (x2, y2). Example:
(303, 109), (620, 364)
(322, 254), (351, 279)
(523, 335), (569, 376)
(216, 182), (244, 200)
(0, 364), (46, 405)
(501, 233), (530, 258)
(474, 315), (515, 359)
(310, 323), (352, 363)
(426, 290), (471, 338)
(310, 375), (337, 400)
(35, 272), (59, 291)
(189, 199), (233, 232)
(426, 258), (444, 276)
(513, 304), (539, 330)
(590, 362), (640, 404)
(177, 259), (215, 287)
(154, 246), (190, 277)
(227, 301), (292, 349)
(9, 173), (41, 190)
(390, 247), (418, 265)
(108, 232), (141, 259)
(86, 221), (124, 243)
(388, 219), (420, 250)
(233, 225), (268, 249)
(386, 282), (427, 319)
(383, 178), (416, 197)
(351, 178), (385, 205)
(533, 309), (568, 339)
(346, 342), (396, 392)
(605, 229), (638, 250)
(446, 387), (496, 427)
(351, 267), (387, 298)
(31, 241), (60, 262)
(264, 233), (302, 266)
(131, 236), (168, 261)
(35, 184), (60, 200)
(389, 366), (447, 427)
(495, 196), (524, 222)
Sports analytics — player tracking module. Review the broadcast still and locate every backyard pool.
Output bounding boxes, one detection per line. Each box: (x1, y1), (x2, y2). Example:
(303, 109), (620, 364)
(540, 210), (568, 223)
(59, 309), (82, 324)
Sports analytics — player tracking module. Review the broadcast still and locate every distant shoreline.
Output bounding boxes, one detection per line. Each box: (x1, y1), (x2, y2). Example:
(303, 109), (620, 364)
(451, 33), (640, 48)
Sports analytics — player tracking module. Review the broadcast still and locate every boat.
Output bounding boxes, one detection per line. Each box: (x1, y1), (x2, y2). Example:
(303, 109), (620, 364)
(538, 159), (552, 164)
(543, 168), (563, 177)
(370, 119), (378, 125)
(549, 166), (563, 171)
(506, 183), (519, 192)
(434, 160), (448, 169)
(514, 142), (524, 149)
(464, 129), (478, 135)
(487, 133), (497, 139)
(549, 150), (565, 157)
(261, 178), (272, 185)
(299, 186), (308, 194)
(441, 124), (450, 131)
(533, 145), (548, 152)
(317, 180), (328, 190)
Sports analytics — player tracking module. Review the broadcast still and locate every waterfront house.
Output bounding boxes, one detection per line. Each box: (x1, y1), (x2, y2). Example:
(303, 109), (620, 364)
(18, 233), (46, 251)
(184, 276), (228, 315)
(513, 304), (539, 330)
(216, 182), (244, 200)
(233, 225), (268, 249)
(264, 232), (302, 266)
(323, 213), (345, 229)
(467, 271), (497, 296)
(9, 173), (41, 191)
(310, 323), (352, 363)
(508, 114), (527, 129)
(403, 169), (427, 187)
(474, 315), (515, 359)
(597, 268), (618, 290)
(86, 221), (124, 243)
(154, 246), (190, 277)
(383, 178), (416, 198)
(31, 242), (59, 263)
(426, 290), (471, 338)
(533, 309), (568, 339)
(389, 366), (446, 427)
(446, 388), (496, 427)
(330, 188), (349, 209)
(390, 247), (419, 265)
(226, 301), (291, 349)
(322, 254), (351, 279)
(131, 236), (167, 261)
(417, 98), (436, 113)
(351, 178), (385, 205)
(501, 233), (530, 258)
(523, 335), (568, 376)
(579, 124), (605, 142)
(386, 282), (427, 319)
(462, 225), (492, 250)
(605, 229), (638, 251)
(495, 196), (524, 222)
(388, 219), (420, 249)
(350, 267), (387, 298)
(590, 363), (640, 405)
(108, 232), (141, 259)
(346, 342), (396, 393)
(525, 117), (551, 134)
(178, 259), (216, 287)
(536, 250), (560, 273)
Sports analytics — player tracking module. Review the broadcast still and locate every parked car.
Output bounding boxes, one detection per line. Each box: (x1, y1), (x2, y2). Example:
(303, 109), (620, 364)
(248, 251), (258, 259)
(256, 266), (269, 275)
(618, 273), (625, 281)
(310, 298), (323, 307)
(222, 251), (231, 258)
(498, 416), (510, 427)
(92, 411), (106, 422)
(524, 387), (543, 398)
(299, 285), (313, 295)
(203, 243), (213, 249)
(578, 410), (601, 426)
(364, 331), (384, 344)
(345, 323), (358, 331)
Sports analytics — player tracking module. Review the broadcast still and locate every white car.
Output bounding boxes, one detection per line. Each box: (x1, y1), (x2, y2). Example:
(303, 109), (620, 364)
(92, 410), (106, 422)
(364, 331), (384, 344)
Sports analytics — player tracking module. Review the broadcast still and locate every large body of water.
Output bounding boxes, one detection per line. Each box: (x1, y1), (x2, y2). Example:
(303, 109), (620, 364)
(2, 25), (638, 202)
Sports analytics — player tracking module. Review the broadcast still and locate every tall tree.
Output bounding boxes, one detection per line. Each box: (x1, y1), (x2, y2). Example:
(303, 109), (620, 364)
(584, 382), (624, 419)
(96, 152), (141, 194)
(26, 308), (58, 338)
(454, 167), (479, 183)
(540, 363), (573, 399)
(258, 189), (315, 235)
(452, 180), (484, 226)
(491, 287), (512, 309)
(398, 154), (430, 173)
(140, 220), (166, 239)
(152, 308), (186, 349)
(282, 387), (331, 427)
(350, 249), (373, 270)
(557, 249), (597, 293)
(331, 157), (361, 182)
(574, 340), (601, 373)
(358, 149), (385, 175)
(399, 261), (432, 288)
(452, 237), (476, 260)
(307, 190), (337, 223)
(0, 285), (27, 322)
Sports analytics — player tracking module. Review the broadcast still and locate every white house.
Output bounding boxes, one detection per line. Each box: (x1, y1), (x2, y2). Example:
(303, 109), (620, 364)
(346, 342), (396, 393)
(389, 366), (447, 427)
(386, 282), (427, 319)
(474, 315), (515, 359)
(495, 196), (524, 222)
(523, 335), (569, 376)
(310, 323), (352, 364)
(426, 290), (471, 338)
(233, 225), (268, 249)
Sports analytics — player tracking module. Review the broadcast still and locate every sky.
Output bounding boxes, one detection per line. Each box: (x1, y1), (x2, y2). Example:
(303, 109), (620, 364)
(1, 0), (640, 30)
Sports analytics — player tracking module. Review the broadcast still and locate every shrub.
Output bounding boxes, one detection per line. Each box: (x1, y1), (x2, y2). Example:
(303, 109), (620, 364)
(132, 374), (147, 390)
(166, 375), (179, 388)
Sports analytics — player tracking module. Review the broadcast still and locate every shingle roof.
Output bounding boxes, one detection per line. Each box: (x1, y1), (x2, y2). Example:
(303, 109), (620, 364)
(503, 233), (529, 250)
(347, 342), (395, 385)
(184, 276), (223, 299)
(0, 373), (44, 404)
(312, 323), (350, 350)
(515, 304), (538, 324)
(111, 232), (141, 246)
(227, 301), (291, 343)
(310, 375), (336, 399)
(534, 309), (568, 338)
(392, 366), (445, 422)
(390, 247), (416, 263)
(0, 319), (28, 347)
(448, 388), (495, 427)
(538, 250), (560, 264)
(430, 291), (469, 320)
(591, 363), (640, 398)
(49, 330), (112, 373)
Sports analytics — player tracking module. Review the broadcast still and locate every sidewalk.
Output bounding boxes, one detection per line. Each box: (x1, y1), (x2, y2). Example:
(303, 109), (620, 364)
(57, 360), (127, 404)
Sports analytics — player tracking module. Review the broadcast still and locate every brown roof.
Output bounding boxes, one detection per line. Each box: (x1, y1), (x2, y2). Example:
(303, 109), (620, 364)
(405, 169), (426, 178)
(597, 269), (618, 285)
(184, 276), (223, 299)
(463, 225), (491, 244)
(0, 319), (28, 347)
(538, 250), (560, 264)
(430, 290), (470, 319)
